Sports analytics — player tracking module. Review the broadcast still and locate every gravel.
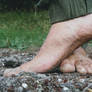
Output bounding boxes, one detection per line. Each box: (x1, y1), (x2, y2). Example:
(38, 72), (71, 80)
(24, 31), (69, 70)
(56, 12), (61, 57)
(0, 47), (92, 92)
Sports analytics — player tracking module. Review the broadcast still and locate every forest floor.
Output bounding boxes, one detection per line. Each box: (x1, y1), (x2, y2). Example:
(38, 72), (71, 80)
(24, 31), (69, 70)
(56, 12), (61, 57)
(0, 45), (92, 92)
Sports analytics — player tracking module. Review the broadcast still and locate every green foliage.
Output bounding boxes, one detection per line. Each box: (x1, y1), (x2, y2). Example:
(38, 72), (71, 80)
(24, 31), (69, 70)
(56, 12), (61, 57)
(0, 11), (50, 50)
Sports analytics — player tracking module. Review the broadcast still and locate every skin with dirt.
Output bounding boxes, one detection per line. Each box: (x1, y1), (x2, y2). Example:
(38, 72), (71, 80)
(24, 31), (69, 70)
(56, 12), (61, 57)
(0, 46), (92, 92)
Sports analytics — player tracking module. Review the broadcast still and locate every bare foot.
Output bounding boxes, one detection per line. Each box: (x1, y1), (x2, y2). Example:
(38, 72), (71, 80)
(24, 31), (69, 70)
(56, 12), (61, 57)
(4, 14), (92, 77)
(60, 47), (86, 73)
(60, 47), (92, 74)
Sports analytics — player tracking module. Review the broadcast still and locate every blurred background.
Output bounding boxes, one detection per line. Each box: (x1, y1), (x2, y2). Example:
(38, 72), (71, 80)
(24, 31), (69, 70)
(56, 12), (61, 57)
(0, 0), (50, 51)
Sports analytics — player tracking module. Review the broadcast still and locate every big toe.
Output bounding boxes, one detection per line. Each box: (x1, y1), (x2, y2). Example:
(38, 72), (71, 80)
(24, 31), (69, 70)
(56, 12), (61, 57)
(60, 59), (75, 73)
(4, 67), (22, 77)
(60, 64), (75, 72)
(4, 68), (15, 77)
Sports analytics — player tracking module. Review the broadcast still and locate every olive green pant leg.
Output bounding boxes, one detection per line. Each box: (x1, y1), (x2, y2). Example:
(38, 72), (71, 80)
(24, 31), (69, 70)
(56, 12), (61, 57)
(49, 0), (87, 24)
(49, 0), (92, 49)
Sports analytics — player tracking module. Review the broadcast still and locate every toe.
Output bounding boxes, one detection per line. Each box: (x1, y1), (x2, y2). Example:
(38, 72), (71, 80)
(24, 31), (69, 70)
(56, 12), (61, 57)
(86, 60), (92, 74)
(60, 59), (75, 73)
(76, 63), (87, 74)
(4, 68), (14, 77)
(60, 63), (75, 72)
(4, 67), (21, 77)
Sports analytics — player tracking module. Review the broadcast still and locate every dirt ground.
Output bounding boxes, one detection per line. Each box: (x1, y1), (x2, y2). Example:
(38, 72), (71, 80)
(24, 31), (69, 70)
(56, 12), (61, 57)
(0, 46), (92, 92)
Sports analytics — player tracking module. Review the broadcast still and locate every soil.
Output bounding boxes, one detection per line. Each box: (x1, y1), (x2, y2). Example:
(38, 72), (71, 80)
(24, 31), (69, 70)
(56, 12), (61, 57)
(0, 46), (92, 92)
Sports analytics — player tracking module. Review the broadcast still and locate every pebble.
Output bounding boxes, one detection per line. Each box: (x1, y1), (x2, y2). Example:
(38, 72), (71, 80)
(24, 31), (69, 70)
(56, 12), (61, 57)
(62, 86), (70, 92)
(36, 80), (40, 83)
(63, 87), (69, 91)
(37, 74), (47, 78)
(22, 83), (28, 89)
(79, 79), (85, 83)
(21, 53), (25, 56)
(15, 87), (23, 92)
(58, 79), (62, 82)
(27, 91), (32, 92)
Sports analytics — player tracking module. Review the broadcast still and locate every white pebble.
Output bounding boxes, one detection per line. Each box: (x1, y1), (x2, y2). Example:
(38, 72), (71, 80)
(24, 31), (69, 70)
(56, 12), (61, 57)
(2, 63), (4, 66)
(58, 79), (62, 82)
(79, 79), (85, 83)
(36, 80), (40, 83)
(22, 83), (28, 89)
(63, 87), (69, 91)
(21, 53), (25, 56)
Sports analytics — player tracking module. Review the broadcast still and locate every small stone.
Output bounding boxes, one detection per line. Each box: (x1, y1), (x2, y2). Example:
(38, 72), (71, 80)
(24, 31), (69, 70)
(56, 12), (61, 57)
(79, 79), (85, 83)
(58, 79), (62, 82)
(16, 87), (23, 92)
(22, 83), (28, 89)
(37, 74), (47, 78)
(36, 80), (40, 83)
(63, 87), (69, 91)
(21, 53), (25, 56)
(27, 91), (32, 92)
(89, 80), (92, 82)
